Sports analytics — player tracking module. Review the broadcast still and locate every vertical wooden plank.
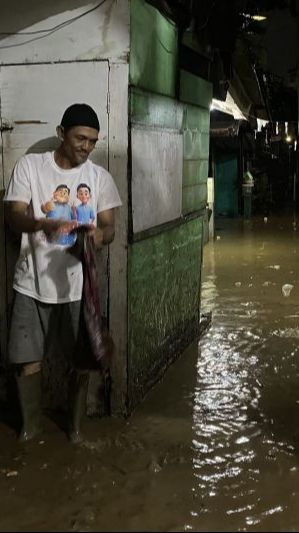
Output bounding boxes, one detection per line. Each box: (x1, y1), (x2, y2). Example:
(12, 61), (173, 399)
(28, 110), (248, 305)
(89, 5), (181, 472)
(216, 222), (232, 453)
(0, 185), (6, 358)
(0, 71), (6, 354)
(108, 62), (129, 415)
(0, 71), (9, 399)
(0, 191), (7, 364)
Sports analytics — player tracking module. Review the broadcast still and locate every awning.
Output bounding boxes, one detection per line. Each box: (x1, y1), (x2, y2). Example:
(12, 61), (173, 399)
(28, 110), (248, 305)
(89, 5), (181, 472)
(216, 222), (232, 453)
(211, 91), (248, 120)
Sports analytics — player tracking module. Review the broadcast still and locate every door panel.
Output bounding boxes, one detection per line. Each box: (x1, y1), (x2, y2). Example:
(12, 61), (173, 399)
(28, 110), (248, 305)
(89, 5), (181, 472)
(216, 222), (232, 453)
(1, 61), (109, 185)
(215, 154), (239, 217)
(0, 61), (109, 362)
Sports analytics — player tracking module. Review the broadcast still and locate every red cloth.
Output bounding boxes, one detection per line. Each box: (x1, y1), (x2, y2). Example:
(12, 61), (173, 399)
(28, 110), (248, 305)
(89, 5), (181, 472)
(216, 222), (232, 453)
(81, 233), (114, 371)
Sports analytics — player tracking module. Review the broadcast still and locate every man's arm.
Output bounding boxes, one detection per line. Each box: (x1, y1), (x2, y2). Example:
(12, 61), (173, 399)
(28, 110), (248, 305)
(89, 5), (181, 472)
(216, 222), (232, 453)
(93, 209), (115, 249)
(5, 201), (77, 236)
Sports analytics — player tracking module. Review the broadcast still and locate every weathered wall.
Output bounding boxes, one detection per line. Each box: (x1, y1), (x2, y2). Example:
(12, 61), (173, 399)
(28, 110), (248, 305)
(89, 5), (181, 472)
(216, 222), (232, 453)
(0, 0), (129, 64)
(130, 90), (184, 233)
(128, 0), (211, 406)
(128, 217), (203, 410)
(130, 0), (177, 97)
(182, 102), (210, 215)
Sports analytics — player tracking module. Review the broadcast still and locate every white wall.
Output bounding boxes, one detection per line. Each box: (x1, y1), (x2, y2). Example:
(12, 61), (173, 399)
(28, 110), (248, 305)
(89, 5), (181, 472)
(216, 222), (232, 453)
(0, 0), (129, 64)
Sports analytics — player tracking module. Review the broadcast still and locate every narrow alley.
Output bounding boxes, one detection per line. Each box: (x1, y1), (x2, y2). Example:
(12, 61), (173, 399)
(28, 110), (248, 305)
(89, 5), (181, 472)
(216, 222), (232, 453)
(1, 213), (299, 532)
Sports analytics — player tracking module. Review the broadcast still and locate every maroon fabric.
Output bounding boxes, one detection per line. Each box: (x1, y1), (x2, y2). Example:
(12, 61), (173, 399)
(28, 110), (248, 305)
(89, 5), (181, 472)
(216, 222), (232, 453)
(72, 230), (114, 372)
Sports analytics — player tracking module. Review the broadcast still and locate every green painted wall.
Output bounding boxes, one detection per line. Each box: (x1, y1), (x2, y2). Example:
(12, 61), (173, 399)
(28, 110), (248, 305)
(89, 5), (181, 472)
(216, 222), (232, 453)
(180, 70), (213, 109)
(128, 216), (203, 408)
(130, 88), (184, 129)
(130, 0), (178, 97)
(131, 88), (211, 216)
(128, 1), (211, 410)
(182, 104), (210, 214)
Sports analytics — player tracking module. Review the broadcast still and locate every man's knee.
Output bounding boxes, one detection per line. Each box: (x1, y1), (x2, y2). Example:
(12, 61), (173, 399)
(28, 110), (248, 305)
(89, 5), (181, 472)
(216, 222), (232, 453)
(20, 362), (42, 376)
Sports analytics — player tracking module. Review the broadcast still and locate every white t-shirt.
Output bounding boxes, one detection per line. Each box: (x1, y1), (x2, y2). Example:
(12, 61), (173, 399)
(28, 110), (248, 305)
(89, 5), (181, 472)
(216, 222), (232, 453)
(4, 151), (122, 304)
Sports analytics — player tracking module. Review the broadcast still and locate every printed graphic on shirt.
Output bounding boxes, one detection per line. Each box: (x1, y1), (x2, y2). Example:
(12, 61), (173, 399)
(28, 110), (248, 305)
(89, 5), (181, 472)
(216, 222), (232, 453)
(72, 183), (95, 225)
(41, 184), (77, 246)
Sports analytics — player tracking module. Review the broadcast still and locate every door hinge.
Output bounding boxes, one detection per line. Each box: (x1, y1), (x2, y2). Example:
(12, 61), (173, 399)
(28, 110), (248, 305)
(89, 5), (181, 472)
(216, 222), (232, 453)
(106, 91), (110, 115)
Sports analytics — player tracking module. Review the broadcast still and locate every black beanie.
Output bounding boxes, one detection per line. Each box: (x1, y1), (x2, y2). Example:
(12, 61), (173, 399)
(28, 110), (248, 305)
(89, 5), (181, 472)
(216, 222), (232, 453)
(60, 103), (100, 131)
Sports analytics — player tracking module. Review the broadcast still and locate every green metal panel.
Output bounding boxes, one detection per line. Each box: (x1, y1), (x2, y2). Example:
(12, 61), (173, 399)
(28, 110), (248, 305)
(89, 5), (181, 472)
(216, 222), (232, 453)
(128, 216), (203, 408)
(183, 105), (210, 132)
(180, 70), (212, 109)
(182, 103), (210, 214)
(183, 160), (208, 186)
(130, 0), (178, 97)
(182, 183), (207, 213)
(183, 130), (210, 160)
(130, 88), (184, 130)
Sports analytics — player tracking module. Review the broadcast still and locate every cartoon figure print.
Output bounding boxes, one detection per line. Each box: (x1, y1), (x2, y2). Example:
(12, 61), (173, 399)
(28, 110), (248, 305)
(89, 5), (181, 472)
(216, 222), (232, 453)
(41, 184), (77, 246)
(72, 183), (95, 226)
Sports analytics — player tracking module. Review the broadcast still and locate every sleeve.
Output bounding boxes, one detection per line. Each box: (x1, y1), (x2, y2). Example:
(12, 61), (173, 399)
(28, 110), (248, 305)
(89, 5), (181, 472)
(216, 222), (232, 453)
(97, 168), (122, 213)
(3, 156), (31, 204)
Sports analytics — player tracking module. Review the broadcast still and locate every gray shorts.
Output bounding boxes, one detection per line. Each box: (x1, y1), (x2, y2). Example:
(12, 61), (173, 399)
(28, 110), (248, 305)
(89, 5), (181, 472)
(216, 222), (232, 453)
(8, 291), (84, 366)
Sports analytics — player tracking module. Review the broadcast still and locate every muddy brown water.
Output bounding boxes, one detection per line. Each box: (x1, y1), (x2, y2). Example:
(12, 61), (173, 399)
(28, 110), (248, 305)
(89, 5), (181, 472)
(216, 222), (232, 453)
(1, 215), (299, 531)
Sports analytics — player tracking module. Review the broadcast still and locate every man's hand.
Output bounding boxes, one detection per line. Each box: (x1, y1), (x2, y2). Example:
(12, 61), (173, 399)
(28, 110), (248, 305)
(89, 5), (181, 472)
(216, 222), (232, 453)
(39, 218), (78, 238)
(70, 224), (103, 249)
(41, 200), (55, 214)
(88, 227), (104, 249)
(70, 209), (115, 250)
(96, 209), (115, 248)
(5, 201), (79, 237)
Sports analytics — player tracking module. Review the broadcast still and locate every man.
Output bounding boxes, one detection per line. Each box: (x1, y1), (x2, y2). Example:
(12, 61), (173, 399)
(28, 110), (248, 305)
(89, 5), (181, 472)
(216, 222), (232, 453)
(4, 103), (122, 443)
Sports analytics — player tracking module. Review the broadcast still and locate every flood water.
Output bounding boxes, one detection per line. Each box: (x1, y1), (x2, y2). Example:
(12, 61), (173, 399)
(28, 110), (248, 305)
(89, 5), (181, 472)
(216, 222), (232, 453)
(1, 215), (299, 531)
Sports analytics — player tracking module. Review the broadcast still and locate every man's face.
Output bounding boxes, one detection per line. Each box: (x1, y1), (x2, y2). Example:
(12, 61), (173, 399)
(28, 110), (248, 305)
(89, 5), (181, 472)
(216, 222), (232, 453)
(61, 126), (99, 167)
(54, 187), (70, 204)
(77, 187), (91, 204)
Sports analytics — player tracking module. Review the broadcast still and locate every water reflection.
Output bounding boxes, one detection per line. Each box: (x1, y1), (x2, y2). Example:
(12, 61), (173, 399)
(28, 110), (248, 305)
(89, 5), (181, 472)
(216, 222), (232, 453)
(190, 217), (299, 531)
(2, 216), (299, 532)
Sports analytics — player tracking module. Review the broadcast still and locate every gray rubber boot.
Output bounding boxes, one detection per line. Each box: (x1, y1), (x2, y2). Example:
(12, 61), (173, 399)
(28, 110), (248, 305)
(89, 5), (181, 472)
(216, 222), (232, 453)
(68, 371), (89, 444)
(16, 372), (43, 442)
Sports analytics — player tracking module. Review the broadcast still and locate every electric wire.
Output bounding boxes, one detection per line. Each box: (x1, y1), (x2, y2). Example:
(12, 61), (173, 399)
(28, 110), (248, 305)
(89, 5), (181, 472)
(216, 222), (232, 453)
(0, 0), (108, 49)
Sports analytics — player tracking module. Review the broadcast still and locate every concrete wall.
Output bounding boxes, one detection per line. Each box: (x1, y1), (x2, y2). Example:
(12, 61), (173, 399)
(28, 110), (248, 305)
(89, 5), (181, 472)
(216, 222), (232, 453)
(0, 0), (129, 64)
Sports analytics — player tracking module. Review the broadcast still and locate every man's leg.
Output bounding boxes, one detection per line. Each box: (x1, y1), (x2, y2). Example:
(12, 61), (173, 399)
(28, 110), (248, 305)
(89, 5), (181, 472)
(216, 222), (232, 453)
(8, 292), (46, 441)
(65, 301), (89, 443)
(16, 362), (43, 441)
(67, 369), (89, 443)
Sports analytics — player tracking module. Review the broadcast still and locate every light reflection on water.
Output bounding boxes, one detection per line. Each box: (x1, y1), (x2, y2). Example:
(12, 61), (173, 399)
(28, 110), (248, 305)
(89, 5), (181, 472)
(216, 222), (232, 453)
(189, 217), (299, 531)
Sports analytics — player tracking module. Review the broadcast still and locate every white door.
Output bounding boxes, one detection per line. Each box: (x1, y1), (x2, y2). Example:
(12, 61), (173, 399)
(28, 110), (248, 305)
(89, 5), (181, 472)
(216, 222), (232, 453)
(0, 61), (109, 358)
